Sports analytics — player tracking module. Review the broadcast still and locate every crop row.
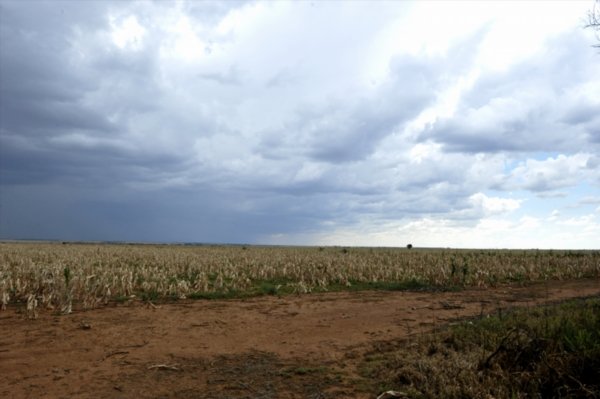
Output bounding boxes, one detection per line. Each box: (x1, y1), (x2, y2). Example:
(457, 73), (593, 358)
(1, 243), (599, 317)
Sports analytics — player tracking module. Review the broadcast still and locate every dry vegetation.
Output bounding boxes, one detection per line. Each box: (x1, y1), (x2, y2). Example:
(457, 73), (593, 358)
(1, 242), (599, 317)
(362, 297), (600, 398)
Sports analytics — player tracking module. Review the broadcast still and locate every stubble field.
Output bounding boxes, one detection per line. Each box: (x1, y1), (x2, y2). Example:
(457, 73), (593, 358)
(1, 243), (599, 398)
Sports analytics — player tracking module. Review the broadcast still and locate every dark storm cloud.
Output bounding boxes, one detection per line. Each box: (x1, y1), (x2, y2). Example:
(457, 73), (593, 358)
(0, 2), (117, 136)
(0, 182), (329, 243)
(305, 107), (401, 163)
(0, 1), (307, 244)
(1, 99), (117, 136)
(258, 55), (445, 164)
(0, 133), (189, 187)
(0, 1), (178, 186)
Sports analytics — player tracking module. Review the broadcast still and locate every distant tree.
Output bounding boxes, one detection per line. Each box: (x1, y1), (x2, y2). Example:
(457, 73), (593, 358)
(407, 244), (413, 249)
(587, 0), (600, 47)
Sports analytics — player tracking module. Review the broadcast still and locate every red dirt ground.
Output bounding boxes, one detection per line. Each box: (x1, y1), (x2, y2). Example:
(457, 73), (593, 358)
(1, 279), (599, 399)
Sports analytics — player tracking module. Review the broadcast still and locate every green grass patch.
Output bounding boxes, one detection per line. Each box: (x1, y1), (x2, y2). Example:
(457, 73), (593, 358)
(113, 295), (129, 303)
(188, 290), (246, 300)
(323, 278), (437, 293)
(138, 289), (160, 302)
(361, 296), (600, 398)
(253, 279), (295, 296)
(187, 278), (440, 301)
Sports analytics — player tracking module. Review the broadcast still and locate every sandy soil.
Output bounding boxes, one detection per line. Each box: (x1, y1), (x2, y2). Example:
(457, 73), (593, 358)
(1, 279), (599, 399)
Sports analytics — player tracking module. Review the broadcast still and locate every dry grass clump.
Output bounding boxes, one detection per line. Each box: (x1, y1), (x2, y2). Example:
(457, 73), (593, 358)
(1, 243), (599, 313)
(362, 297), (600, 398)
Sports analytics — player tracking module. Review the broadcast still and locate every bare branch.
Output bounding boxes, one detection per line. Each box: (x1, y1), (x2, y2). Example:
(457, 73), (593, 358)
(586, 0), (600, 47)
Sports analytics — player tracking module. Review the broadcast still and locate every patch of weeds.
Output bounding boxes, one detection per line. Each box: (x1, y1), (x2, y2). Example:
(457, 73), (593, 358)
(63, 266), (72, 286)
(171, 351), (347, 398)
(346, 279), (431, 292)
(360, 297), (600, 398)
(174, 270), (200, 284)
(139, 289), (160, 302)
(507, 271), (526, 283)
(207, 272), (218, 283)
(188, 290), (243, 300)
(251, 279), (295, 296)
(187, 277), (444, 303)
(258, 281), (279, 296)
(167, 276), (178, 285)
(113, 295), (129, 304)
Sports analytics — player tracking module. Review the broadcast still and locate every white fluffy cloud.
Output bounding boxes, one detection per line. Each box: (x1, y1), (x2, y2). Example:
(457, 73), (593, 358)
(469, 193), (521, 215)
(503, 153), (599, 193)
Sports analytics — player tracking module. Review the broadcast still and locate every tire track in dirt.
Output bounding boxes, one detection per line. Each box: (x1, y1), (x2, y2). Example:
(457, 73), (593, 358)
(1, 278), (599, 398)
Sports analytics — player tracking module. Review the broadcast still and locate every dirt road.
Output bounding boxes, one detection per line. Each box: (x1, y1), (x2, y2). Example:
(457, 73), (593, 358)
(1, 279), (599, 398)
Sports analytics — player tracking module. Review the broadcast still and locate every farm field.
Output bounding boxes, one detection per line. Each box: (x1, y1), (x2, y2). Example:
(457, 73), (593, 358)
(1, 243), (599, 398)
(1, 243), (599, 313)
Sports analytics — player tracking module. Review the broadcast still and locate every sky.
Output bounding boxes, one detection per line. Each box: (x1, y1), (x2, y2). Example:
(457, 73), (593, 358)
(0, 0), (599, 248)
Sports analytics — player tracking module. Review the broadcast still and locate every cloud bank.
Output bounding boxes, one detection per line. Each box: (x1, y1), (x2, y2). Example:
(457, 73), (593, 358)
(1, 0), (599, 248)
